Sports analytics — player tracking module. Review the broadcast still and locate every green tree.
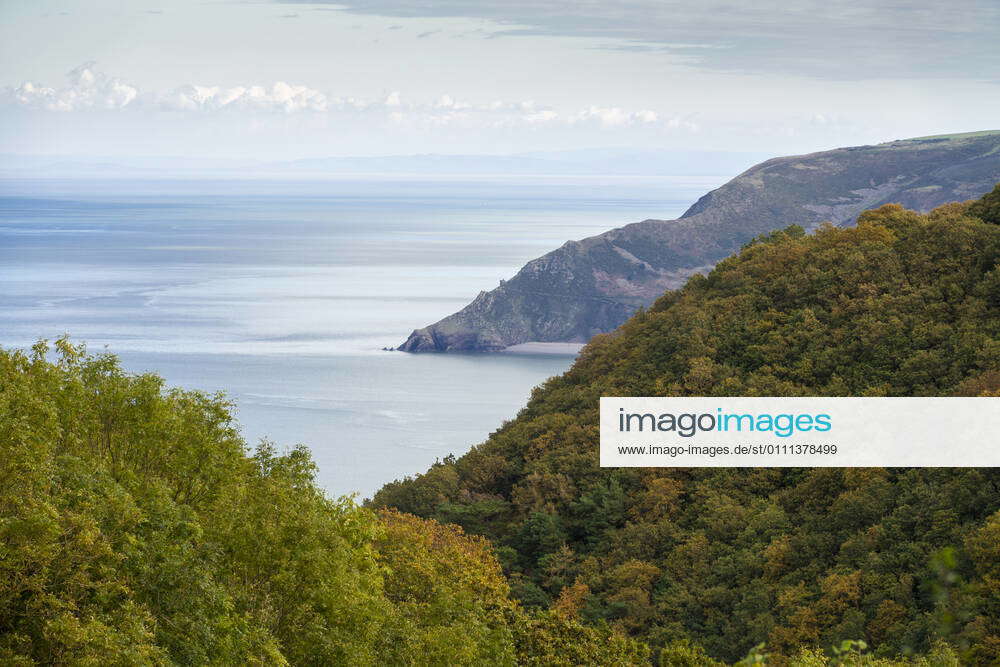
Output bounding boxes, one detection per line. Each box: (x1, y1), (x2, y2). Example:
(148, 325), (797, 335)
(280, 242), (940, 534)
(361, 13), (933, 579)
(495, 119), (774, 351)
(374, 188), (1000, 663)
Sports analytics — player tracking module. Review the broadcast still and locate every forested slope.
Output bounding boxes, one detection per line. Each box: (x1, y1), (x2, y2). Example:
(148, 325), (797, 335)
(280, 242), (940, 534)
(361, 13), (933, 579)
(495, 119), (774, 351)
(4, 186), (999, 665)
(0, 341), (645, 665)
(375, 187), (1000, 664)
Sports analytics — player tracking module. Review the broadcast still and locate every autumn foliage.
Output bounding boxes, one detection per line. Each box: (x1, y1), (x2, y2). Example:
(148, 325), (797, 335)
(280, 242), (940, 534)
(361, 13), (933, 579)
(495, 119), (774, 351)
(3, 188), (998, 664)
(374, 191), (1000, 664)
(0, 341), (645, 665)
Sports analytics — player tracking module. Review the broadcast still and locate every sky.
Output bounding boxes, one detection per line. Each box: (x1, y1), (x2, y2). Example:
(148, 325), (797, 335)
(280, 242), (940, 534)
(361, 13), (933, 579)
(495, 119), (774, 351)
(1, 0), (998, 160)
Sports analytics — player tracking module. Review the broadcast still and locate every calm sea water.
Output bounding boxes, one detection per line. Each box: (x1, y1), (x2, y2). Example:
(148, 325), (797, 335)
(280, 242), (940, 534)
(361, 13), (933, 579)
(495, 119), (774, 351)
(0, 175), (720, 497)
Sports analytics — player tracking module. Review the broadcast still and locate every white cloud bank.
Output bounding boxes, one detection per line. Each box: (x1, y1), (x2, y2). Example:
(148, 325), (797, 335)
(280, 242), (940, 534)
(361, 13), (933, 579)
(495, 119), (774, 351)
(2, 63), (697, 133)
(157, 82), (330, 113)
(569, 106), (661, 127)
(7, 63), (138, 112)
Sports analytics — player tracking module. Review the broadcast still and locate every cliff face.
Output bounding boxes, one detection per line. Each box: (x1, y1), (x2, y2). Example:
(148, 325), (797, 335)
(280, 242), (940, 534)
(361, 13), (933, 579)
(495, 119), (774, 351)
(399, 130), (1000, 351)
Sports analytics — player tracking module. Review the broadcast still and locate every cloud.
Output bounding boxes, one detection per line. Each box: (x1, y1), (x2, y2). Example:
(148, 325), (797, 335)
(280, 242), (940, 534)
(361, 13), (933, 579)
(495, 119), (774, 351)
(569, 106), (660, 127)
(275, 0), (1000, 81)
(1, 64), (704, 134)
(2, 65), (331, 115)
(520, 109), (558, 125)
(4, 63), (138, 111)
(156, 82), (329, 112)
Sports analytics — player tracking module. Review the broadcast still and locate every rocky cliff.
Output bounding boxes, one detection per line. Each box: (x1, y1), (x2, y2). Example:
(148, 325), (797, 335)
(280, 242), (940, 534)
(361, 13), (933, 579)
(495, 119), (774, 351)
(399, 130), (1000, 351)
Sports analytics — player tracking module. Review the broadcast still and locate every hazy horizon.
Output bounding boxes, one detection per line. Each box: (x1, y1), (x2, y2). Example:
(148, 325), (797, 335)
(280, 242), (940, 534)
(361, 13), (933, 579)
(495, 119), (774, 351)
(2, 1), (997, 161)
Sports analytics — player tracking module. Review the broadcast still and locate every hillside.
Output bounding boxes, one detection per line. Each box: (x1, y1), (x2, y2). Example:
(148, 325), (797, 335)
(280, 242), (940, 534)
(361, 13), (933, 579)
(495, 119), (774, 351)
(399, 130), (1000, 351)
(375, 189), (1000, 663)
(0, 340), (646, 665)
(4, 189), (997, 664)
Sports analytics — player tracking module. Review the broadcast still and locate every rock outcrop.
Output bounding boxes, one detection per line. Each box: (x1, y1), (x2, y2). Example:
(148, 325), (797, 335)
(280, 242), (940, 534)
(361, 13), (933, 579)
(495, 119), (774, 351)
(399, 130), (1000, 351)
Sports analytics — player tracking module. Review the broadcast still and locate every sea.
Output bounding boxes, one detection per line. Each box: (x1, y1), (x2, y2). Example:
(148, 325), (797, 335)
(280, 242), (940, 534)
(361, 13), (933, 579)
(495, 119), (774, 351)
(0, 174), (723, 497)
